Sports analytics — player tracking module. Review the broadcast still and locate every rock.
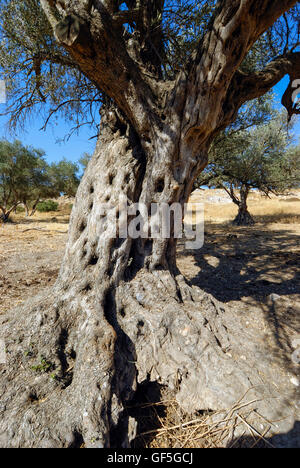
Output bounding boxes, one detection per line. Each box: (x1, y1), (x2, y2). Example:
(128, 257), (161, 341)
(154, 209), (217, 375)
(269, 293), (281, 302)
(291, 336), (300, 349)
(290, 377), (299, 387)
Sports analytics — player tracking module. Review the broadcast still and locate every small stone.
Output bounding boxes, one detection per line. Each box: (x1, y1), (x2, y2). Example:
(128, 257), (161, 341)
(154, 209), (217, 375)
(269, 294), (281, 302)
(291, 337), (300, 349)
(290, 377), (299, 387)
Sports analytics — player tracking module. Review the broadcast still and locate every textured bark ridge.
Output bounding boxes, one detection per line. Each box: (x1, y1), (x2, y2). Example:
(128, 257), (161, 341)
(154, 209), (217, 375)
(230, 186), (255, 226)
(0, 117), (298, 448)
(233, 208), (255, 226)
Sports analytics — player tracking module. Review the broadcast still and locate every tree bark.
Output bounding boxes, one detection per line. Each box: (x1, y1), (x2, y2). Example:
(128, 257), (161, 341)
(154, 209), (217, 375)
(29, 199), (40, 217)
(0, 111), (297, 448)
(233, 208), (255, 226)
(0, 203), (19, 222)
(232, 186), (255, 226)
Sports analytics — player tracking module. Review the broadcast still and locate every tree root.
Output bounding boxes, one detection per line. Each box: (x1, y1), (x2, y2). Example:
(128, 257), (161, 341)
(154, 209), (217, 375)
(0, 271), (298, 447)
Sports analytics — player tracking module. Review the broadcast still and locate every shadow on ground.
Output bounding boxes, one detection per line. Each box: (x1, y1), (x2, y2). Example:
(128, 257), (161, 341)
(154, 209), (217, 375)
(228, 421), (300, 448)
(178, 222), (300, 400)
(178, 223), (299, 303)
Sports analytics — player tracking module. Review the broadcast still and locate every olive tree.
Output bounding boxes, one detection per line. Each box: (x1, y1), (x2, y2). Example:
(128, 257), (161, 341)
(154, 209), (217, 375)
(24, 159), (80, 216)
(198, 113), (300, 225)
(0, 0), (300, 448)
(0, 139), (48, 220)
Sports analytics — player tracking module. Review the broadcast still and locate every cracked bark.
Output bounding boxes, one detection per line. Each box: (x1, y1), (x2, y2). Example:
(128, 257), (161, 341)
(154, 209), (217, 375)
(232, 186), (255, 226)
(0, 0), (299, 447)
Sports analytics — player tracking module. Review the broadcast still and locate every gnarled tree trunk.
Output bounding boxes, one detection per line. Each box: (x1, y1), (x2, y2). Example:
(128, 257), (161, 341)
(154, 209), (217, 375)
(0, 0), (299, 448)
(0, 203), (19, 223)
(0, 109), (298, 448)
(232, 186), (255, 226)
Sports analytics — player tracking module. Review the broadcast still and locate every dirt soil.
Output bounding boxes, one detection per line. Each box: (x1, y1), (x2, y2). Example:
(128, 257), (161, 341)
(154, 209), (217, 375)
(0, 212), (69, 315)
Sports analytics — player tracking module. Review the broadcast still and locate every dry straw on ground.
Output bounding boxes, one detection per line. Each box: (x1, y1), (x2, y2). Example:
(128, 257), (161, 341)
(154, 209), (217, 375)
(130, 387), (278, 448)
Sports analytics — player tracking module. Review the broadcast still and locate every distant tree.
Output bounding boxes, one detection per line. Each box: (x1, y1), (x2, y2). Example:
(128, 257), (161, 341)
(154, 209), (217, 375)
(23, 159), (80, 215)
(49, 158), (80, 198)
(0, 140), (49, 220)
(18, 157), (58, 217)
(0, 140), (17, 220)
(197, 114), (300, 225)
(79, 152), (92, 173)
(0, 140), (80, 220)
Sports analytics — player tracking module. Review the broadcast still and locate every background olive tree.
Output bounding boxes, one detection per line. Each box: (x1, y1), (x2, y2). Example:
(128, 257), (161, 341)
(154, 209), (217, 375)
(197, 113), (300, 225)
(0, 139), (80, 220)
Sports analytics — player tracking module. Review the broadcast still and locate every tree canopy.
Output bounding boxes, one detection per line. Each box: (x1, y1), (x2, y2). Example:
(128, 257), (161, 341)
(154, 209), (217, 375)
(0, 1), (299, 135)
(0, 139), (80, 220)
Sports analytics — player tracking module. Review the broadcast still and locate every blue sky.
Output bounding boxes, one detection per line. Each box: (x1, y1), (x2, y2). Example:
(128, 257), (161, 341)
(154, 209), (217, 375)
(0, 76), (299, 165)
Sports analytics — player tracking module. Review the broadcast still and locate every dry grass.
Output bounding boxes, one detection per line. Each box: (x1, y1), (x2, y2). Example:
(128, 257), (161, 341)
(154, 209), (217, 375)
(130, 387), (277, 449)
(190, 189), (300, 225)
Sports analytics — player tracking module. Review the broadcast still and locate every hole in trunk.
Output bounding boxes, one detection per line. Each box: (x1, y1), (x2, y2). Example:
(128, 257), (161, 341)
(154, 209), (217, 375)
(68, 430), (84, 449)
(126, 381), (167, 448)
(69, 349), (76, 360)
(156, 178), (165, 193)
(82, 283), (92, 293)
(89, 255), (99, 266)
(79, 221), (86, 233)
(28, 392), (39, 403)
(56, 329), (74, 389)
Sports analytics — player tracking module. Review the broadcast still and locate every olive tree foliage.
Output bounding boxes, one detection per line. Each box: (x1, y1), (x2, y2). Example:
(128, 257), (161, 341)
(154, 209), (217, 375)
(197, 112), (300, 225)
(48, 158), (80, 197)
(0, 139), (49, 219)
(78, 151), (92, 172)
(0, 0), (300, 449)
(0, 139), (79, 219)
(0, 0), (101, 135)
(0, 1), (299, 133)
(26, 158), (80, 215)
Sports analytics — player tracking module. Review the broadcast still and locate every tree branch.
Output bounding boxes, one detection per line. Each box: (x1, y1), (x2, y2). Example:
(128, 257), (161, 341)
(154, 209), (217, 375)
(181, 0), (298, 141)
(221, 52), (300, 129)
(40, 0), (59, 29)
(39, 0), (160, 136)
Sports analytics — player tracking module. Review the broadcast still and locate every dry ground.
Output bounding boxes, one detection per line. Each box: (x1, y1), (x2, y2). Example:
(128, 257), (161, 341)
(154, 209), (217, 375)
(0, 206), (70, 315)
(0, 190), (299, 447)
